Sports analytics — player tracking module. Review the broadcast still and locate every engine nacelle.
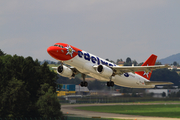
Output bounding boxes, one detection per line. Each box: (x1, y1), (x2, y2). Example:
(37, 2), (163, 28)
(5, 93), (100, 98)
(97, 65), (113, 77)
(57, 65), (74, 78)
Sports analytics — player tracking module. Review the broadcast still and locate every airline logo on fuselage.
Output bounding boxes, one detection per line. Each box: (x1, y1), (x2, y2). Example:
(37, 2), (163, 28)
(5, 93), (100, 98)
(78, 51), (116, 67)
(65, 45), (75, 57)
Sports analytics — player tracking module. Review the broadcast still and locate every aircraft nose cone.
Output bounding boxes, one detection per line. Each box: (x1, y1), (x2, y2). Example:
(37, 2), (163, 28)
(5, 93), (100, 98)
(47, 46), (57, 56)
(47, 46), (52, 54)
(47, 46), (61, 60)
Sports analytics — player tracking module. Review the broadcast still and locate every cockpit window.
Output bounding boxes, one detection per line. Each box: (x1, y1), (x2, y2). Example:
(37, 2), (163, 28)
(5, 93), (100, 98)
(54, 44), (64, 48)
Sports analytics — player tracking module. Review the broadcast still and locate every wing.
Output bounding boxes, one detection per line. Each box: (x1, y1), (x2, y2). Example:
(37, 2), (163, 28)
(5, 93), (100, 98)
(111, 65), (169, 75)
(144, 81), (173, 85)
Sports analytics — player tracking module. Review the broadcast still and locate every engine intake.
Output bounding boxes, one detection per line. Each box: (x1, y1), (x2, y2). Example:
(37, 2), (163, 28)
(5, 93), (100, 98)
(97, 65), (113, 77)
(57, 65), (74, 77)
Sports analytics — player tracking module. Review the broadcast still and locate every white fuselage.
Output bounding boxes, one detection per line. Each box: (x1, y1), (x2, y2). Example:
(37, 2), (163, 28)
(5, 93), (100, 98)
(64, 50), (154, 88)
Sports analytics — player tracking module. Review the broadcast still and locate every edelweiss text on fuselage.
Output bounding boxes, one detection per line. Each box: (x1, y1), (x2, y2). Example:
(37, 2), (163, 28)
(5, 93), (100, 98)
(78, 51), (116, 67)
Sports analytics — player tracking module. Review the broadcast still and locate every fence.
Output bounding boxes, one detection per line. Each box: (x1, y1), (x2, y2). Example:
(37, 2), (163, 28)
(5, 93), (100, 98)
(0, 116), (111, 120)
(59, 96), (180, 104)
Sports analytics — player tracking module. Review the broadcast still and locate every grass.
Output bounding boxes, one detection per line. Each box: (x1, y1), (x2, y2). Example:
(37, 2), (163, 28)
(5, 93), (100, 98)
(75, 104), (180, 118)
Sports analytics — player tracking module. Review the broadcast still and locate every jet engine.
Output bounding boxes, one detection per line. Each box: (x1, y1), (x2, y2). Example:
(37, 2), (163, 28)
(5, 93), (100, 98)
(57, 65), (74, 77)
(97, 65), (113, 77)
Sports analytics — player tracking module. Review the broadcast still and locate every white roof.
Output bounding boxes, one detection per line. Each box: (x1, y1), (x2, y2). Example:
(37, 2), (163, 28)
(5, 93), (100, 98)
(75, 85), (89, 92)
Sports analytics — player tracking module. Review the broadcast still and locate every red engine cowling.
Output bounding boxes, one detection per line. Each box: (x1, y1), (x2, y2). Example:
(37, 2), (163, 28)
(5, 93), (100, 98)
(97, 65), (113, 78)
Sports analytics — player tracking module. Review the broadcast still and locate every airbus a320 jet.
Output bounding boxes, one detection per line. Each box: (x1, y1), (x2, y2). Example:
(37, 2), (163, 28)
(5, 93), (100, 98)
(47, 43), (173, 88)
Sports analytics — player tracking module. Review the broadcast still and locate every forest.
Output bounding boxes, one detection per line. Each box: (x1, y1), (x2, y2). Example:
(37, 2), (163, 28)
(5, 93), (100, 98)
(0, 49), (63, 118)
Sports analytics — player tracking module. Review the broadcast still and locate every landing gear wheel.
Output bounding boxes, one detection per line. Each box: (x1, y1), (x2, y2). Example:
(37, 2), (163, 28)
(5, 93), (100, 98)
(107, 81), (114, 87)
(80, 82), (84, 87)
(80, 81), (88, 87)
(110, 81), (114, 87)
(84, 81), (88, 87)
(80, 74), (88, 87)
(107, 82), (110, 87)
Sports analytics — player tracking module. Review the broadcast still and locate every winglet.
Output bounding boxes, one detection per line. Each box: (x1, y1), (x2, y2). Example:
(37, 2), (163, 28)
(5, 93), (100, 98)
(135, 54), (157, 80)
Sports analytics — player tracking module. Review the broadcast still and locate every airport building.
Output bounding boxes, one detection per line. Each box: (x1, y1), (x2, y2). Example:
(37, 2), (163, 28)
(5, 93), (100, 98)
(57, 84), (89, 97)
(145, 89), (179, 98)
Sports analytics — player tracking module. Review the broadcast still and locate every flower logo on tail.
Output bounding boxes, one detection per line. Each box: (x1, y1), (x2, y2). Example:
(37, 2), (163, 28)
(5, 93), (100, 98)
(143, 64), (151, 78)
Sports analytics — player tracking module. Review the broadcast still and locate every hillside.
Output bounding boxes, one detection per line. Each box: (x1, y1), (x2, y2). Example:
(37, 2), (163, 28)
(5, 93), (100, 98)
(158, 53), (180, 64)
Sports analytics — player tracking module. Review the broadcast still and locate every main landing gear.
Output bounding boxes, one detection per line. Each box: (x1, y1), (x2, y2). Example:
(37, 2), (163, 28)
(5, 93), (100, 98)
(107, 76), (114, 87)
(80, 74), (114, 87)
(80, 74), (88, 87)
(107, 81), (114, 87)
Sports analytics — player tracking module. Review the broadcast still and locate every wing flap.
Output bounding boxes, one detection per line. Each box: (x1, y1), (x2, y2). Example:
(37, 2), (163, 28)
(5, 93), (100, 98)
(145, 81), (173, 85)
(112, 65), (169, 75)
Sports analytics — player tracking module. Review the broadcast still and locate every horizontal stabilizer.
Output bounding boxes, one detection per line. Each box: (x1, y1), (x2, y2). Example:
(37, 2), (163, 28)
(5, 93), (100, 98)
(145, 81), (173, 85)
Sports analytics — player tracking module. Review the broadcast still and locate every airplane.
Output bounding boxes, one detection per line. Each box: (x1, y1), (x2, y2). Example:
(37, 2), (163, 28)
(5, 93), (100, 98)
(47, 43), (173, 88)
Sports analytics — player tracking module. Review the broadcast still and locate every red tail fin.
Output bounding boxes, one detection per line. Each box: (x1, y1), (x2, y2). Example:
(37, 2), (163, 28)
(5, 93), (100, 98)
(135, 54), (157, 80)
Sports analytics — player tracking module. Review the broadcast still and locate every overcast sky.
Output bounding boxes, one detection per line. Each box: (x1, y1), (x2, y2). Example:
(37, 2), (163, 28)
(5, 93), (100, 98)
(0, 0), (180, 63)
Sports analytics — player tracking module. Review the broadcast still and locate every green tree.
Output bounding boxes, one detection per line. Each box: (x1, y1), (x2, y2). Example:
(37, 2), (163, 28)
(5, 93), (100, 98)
(0, 78), (30, 118)
(138, 62), (143, 66)
(126, 57), (131, 63)
(109, 60), (115, 64)
(173, 61), (178, 66)
(0, 52), (62, 118)
(116, 59), (123, 64)
(124, 57), (132, 66)
(132, 60), (138, 66)
(37, 84), (62, 118)
(0, 49), (5, 56)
